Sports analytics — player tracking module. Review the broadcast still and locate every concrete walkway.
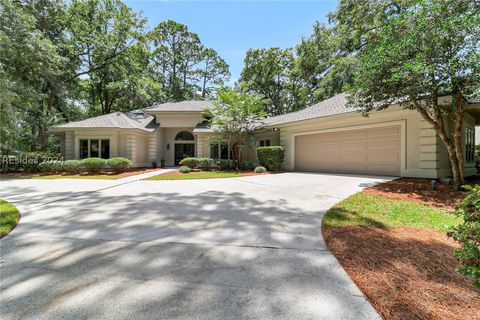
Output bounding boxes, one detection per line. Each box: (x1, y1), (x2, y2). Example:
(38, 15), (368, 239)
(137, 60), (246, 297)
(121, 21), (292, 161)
(0, 172), (392, 319)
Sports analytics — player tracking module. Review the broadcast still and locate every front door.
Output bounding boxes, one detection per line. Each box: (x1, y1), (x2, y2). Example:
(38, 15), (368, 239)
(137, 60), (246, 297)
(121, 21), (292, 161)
(175, 143), (195, 165)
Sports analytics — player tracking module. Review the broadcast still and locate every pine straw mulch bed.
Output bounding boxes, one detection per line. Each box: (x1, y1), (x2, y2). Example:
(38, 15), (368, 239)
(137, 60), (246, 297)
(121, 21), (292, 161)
(362, 177), (480, 209)
(323, 227), (480, 320)
(323, 177), (480, 320)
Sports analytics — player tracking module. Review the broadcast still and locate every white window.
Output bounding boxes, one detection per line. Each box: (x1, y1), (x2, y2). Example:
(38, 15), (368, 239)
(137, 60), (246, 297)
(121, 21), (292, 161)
(79, 139), (110, 159)
(210, 143), (232, 159)
(465, 127), (475, 163)
(258, 139), (271, 147)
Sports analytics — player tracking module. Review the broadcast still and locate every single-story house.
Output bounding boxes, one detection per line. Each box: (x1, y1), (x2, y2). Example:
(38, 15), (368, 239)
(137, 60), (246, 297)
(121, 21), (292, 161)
(51, 93), (480, 178)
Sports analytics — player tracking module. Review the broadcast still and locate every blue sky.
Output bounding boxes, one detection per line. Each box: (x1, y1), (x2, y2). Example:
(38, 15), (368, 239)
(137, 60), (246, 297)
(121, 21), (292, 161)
(125, 0), (338, 83)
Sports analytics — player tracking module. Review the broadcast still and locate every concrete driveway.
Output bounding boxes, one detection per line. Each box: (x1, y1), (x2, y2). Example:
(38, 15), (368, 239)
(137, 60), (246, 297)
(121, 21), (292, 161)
(0, 172), (391, 319)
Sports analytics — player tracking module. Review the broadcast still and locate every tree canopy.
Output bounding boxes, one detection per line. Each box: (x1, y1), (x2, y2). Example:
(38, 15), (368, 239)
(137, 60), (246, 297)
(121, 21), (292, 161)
(0, 0), (230, 154)
(331, 0), (480, 187)
(209, 86), (267, 167)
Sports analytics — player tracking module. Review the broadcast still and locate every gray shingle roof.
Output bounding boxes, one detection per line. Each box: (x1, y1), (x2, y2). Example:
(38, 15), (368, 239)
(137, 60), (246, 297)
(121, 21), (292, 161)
(53, 111), (157, 132)
(146, 100), (214, 112)
(192, 121), (214, 133)
(265, 93), (357, 126)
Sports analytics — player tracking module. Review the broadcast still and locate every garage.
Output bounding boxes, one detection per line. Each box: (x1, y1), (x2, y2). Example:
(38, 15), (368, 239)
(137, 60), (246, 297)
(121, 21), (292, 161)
(294, 125), (401, 176)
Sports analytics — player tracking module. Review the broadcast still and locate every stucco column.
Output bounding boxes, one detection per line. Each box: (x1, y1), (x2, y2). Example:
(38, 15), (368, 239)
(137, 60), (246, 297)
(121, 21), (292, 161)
(125, 134), (137, 166)
(147, 135), (157, 166)
(65, 131), (74, 160)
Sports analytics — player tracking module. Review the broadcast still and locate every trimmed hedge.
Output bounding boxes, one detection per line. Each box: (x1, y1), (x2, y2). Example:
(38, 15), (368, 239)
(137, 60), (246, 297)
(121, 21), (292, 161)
(179, 157), (198, 168)
(179, 157), (244, 170)
(254, 166), (267, 173)
(240, 160), (255, 170)
(179, 157), (213, 169)
(179, 166), (191, 173)
(197, 158), (213, 169)
(63, 160), (84, 174)
(256, 146), (285, 171)
(107, 157), (132, 173)
(81, 157), (107, 174)
(214, 159), (237, 170)
(38, 160), (63, 173)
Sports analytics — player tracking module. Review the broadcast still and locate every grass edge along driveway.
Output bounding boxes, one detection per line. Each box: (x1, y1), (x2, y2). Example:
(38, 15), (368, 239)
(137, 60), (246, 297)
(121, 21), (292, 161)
(0, 199), (20, 238)
(144, 171), (249, 180)
(323, 192), (460, 230)
(322, 191), (480, 320)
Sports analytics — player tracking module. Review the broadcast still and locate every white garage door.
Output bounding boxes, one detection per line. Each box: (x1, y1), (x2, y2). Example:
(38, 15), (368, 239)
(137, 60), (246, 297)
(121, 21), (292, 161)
(295, 126), (401, 176)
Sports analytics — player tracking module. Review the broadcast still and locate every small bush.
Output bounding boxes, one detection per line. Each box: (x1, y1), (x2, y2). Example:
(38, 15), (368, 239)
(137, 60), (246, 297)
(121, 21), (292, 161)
(196, 158), (213, 170)
(214, 159), (237, 170)
(179, 157), (198, 168)
(81, 157), (107, 174)
(107, 157), (132, 173)
(179, 166), (191, 173)
(39, 160), (63, 173)
(63, 160), (84, 174)
(449, 184), (480, 287)
(240, 160), (255, 170)
(257, 146), (285, 171)
(7, 152), (61, 172)
(254, 166), (267, 173)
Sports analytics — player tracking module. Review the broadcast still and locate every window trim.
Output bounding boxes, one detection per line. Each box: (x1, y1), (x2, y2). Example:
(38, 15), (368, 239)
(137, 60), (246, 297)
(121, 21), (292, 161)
(210, 143), (232, 160)
(465, 127), (475, 163)
(79, 138), (111, 159)
(175, 131), (195, 141)
(258, 139), (271, 147)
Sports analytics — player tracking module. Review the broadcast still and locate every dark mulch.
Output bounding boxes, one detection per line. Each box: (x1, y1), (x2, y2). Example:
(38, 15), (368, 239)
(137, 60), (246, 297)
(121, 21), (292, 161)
(323, 226), (480, 320)
(362, 177), (480, 209)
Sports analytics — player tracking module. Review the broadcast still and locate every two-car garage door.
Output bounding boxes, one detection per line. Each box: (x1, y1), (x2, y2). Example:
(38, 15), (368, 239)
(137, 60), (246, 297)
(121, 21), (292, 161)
(295, 126), (401, 176)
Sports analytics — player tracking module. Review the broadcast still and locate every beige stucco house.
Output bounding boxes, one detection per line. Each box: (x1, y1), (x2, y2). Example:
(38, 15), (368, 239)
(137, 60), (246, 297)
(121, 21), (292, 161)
(51, 93), (480, 178)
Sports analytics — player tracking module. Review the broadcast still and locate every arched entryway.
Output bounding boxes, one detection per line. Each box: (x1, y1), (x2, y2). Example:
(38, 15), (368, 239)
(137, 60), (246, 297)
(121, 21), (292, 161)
(174, 130), (195, 164)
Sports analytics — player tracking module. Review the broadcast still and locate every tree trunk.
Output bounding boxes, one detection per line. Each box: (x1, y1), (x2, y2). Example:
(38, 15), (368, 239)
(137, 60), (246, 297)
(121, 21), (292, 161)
(416, 102), (465, 190)
(453, 92), (465, 181)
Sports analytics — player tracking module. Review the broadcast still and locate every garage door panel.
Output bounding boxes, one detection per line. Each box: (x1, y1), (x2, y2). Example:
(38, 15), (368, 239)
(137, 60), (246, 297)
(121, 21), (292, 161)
(295, 126), (401, 176)
(368, 140), (400, 149)
(368, 126), (399, 137)
(339, 130), (368, 141)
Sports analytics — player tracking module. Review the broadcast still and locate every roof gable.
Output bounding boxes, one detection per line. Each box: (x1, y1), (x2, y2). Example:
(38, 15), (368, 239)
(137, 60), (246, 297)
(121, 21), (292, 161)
(146, 100), (213, 113)
(53, 111), (157, 132)
(265, 93), (352, 126)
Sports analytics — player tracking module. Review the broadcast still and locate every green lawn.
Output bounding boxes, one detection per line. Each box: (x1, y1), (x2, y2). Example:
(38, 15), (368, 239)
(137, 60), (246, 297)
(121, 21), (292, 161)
(323, 193), (461, 231)
(0, 199), (20, 237)
(144, 171), (246, 180)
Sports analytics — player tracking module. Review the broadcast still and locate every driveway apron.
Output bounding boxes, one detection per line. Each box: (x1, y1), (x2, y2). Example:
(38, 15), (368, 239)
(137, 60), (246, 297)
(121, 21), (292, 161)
(0, 172), (392, 319)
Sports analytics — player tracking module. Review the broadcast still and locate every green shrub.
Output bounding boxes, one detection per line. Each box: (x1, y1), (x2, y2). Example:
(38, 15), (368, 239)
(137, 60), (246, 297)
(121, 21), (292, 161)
(179, 157), (213, 169)
(39, 160), (63, 173)
(254, 166), (267, 173)
(179, 157), (198, 168)
(197, 158), (213, 169)
(257, 146), (284, 171)
(214, 159), (237, 170)
(240, 160), (255, 170)
(107, 157), (132, 173)
(18, 152), (61, 172)
(179, 166), (191, 173)
(63, 160), (84, 174)
(81, 157), (107, 174)
(449, 185), (480, 287)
